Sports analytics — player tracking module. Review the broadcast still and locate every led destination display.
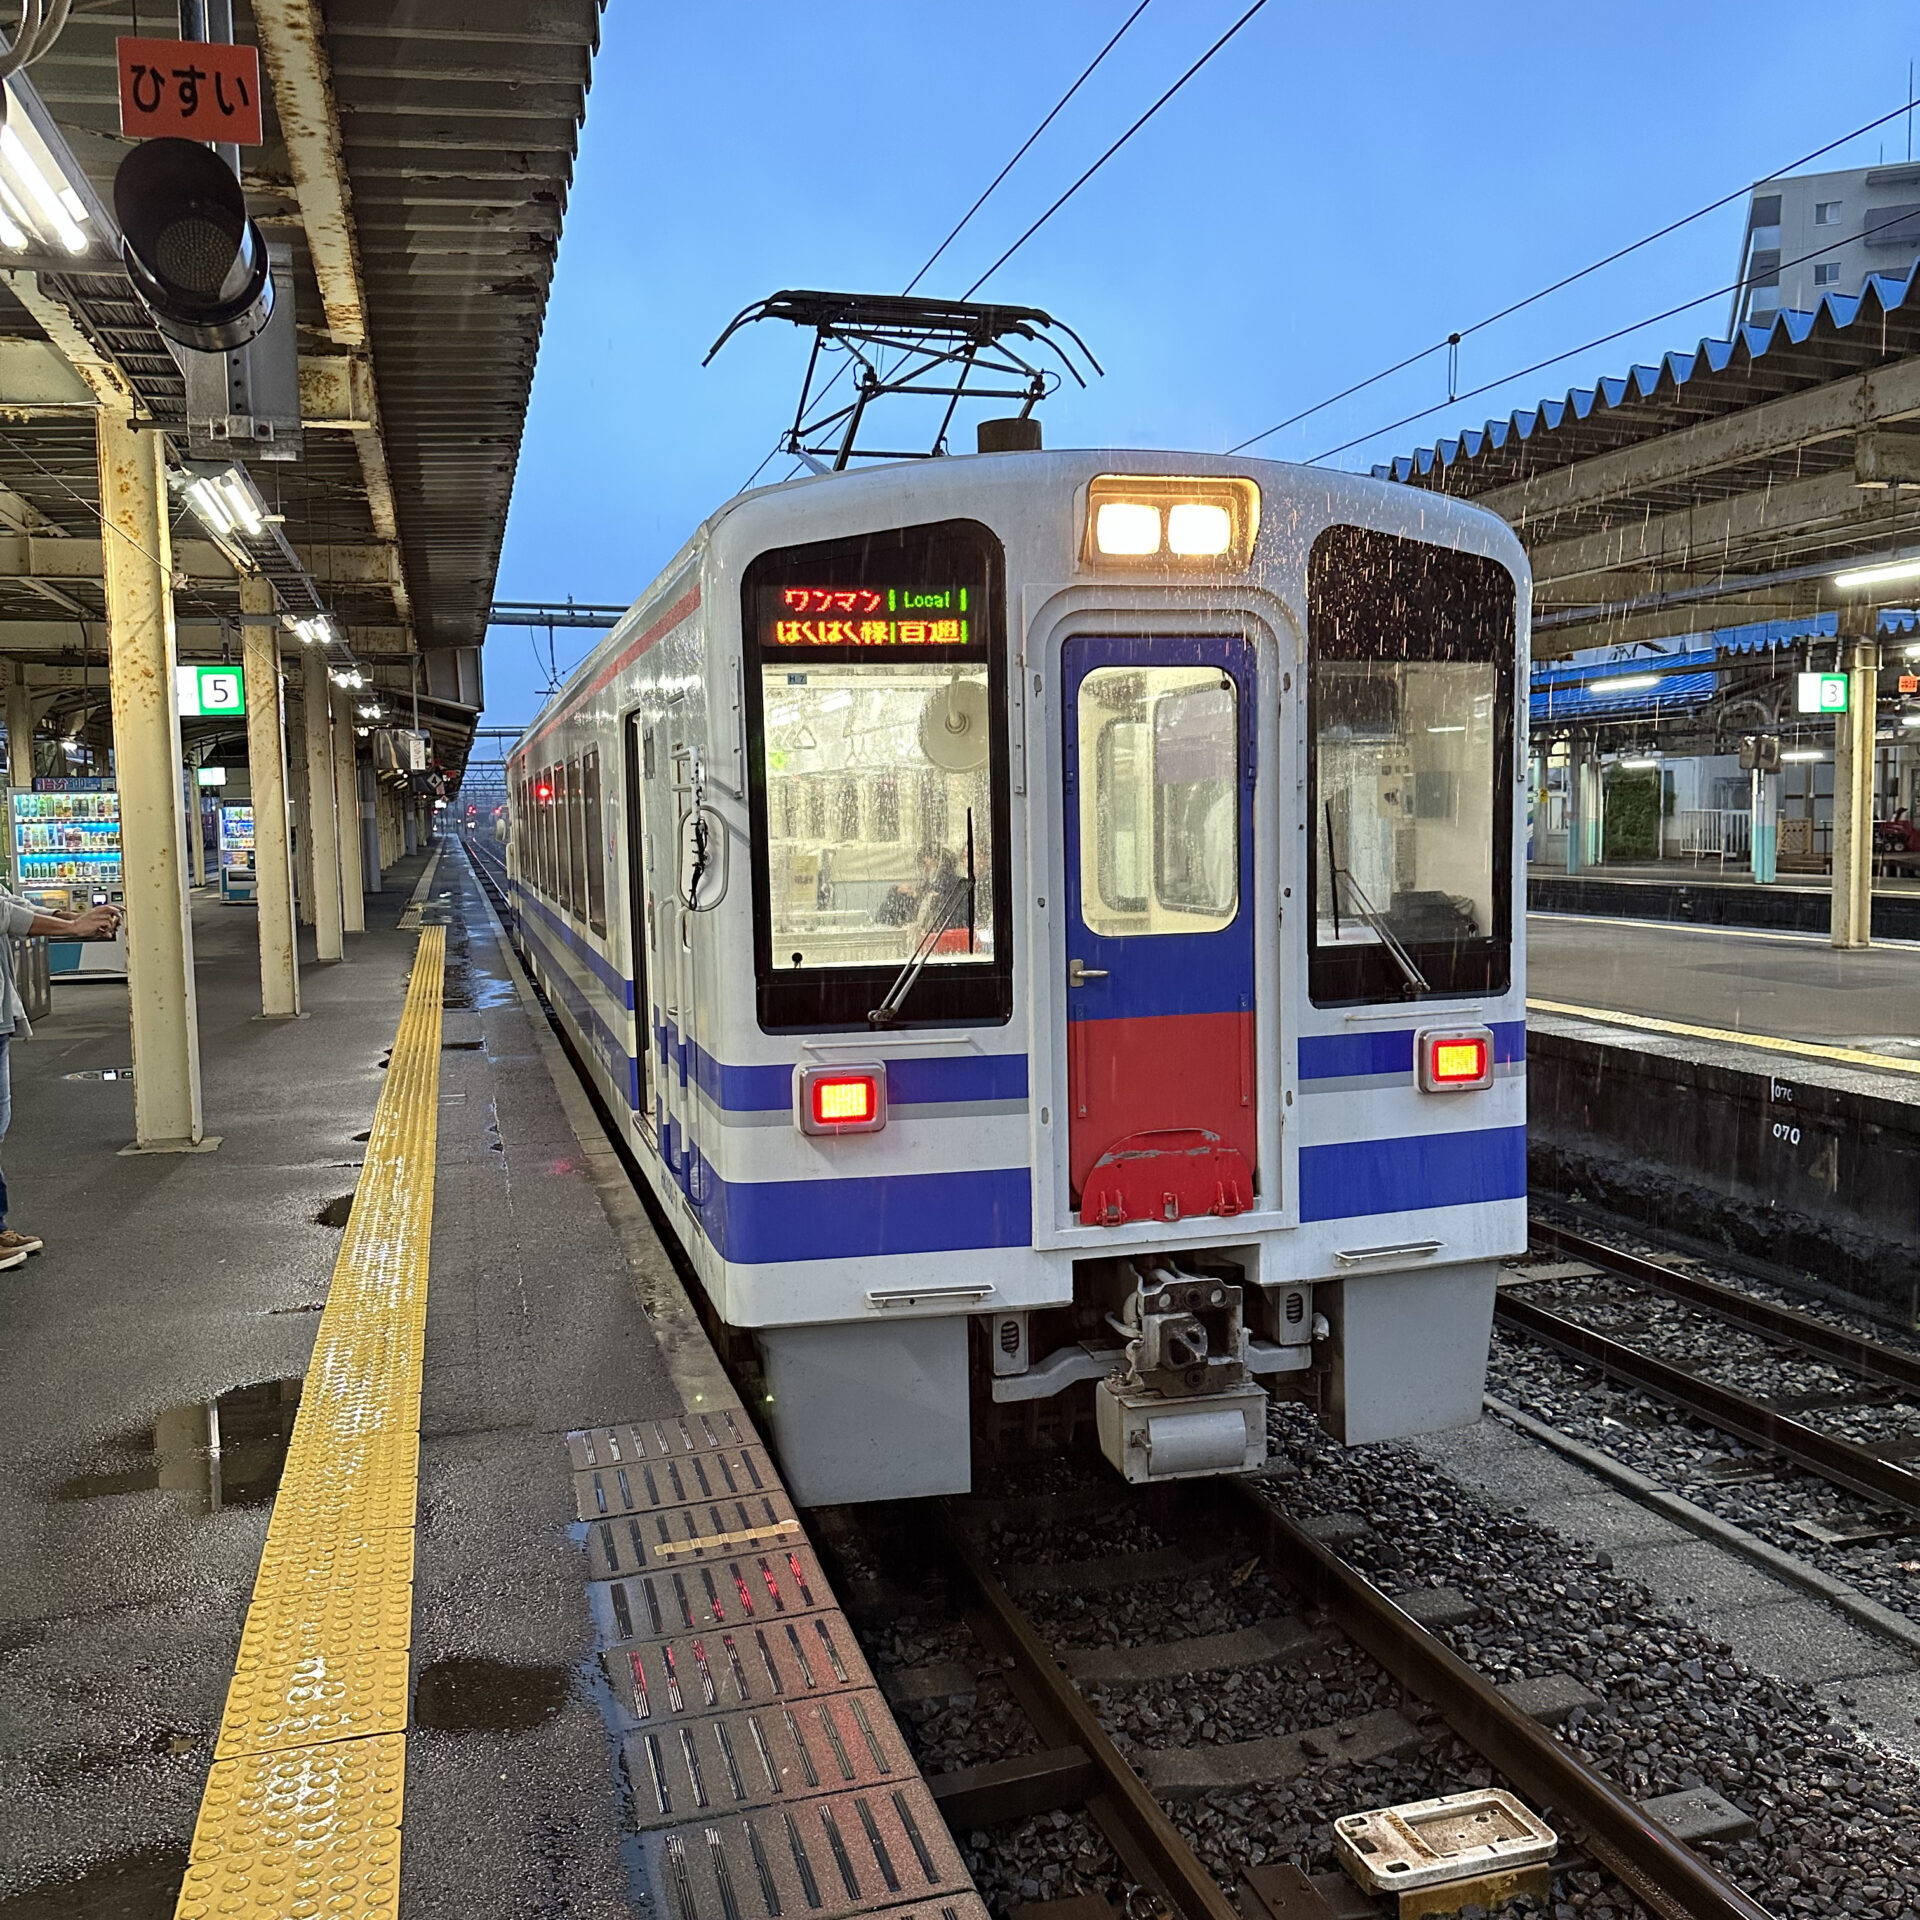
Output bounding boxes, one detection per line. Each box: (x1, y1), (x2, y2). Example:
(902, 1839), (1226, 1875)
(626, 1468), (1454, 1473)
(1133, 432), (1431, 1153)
(769, 584), (969, 648)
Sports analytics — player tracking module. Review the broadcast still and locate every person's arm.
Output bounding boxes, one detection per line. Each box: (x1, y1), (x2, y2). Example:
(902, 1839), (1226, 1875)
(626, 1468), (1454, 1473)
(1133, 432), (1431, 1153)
(0, 889), (118, 940)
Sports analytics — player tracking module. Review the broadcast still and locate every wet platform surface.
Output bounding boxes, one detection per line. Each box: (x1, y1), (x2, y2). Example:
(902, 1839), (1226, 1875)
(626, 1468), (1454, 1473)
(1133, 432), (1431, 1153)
(1528, 912), (1920, 1069)
(0, 846), (954, 1920)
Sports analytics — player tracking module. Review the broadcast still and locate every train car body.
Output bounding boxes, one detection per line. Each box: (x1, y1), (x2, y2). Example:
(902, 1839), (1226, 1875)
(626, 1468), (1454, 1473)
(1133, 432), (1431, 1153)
(503, 450), (1529, 1504)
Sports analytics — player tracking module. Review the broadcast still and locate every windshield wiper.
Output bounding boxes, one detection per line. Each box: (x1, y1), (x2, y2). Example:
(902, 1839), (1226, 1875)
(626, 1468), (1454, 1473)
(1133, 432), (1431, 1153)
(1324, 801), (1429, 994)
(869, 809), (975, 1027)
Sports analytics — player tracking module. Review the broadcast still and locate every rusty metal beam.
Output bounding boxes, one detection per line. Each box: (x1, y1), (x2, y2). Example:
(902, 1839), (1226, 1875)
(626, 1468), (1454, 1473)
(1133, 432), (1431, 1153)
(1527, 469), (1881, 588)
(1475, 356), (1920, 529)
(297, 353), (376, 428)
(252, 0), (413, 636)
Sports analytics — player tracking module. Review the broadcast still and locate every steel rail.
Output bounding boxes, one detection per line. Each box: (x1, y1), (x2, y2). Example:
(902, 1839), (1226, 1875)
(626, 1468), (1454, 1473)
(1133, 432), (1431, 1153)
(937, 1508), (1239, 1920)
(1528, 1219), (1920, 1396)
(1228, 1483), (1778, 1920)
(1496, 1290), (1920, 1514)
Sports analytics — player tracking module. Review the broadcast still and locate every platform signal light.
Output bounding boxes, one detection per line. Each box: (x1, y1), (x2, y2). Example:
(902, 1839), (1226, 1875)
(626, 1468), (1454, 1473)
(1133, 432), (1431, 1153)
(113, 136), (272, 351)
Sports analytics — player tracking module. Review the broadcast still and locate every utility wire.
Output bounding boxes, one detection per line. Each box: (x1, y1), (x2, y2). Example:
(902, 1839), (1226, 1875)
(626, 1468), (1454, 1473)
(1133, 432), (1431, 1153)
(906, 0), (1154, 296)
(963, 0), (1275, 298)
(1302, 193), (1920, 469)
(1231, 90), (1920, 457)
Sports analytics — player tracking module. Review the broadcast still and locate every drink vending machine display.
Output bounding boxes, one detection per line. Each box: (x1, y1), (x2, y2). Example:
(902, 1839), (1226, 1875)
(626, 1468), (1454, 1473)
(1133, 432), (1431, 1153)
(7, 787), (129, 978)
(218, 804), (257, 903)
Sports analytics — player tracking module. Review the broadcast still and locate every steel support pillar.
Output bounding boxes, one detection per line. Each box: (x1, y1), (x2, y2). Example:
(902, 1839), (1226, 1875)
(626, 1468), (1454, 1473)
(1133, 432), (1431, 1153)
(359, 760), (382, 893)
(1832, 634), (1879, 949)
(302, 647), (344, 961)
(331, 686), (365, 932)
(241, 576), (299, 1016)
(5, 664), (30, 787)
(1566, 740), (1604, 873)
(186, 766), (206, 887)
(97, 407), (204, 1149)
(1749, 767), (1779, 885)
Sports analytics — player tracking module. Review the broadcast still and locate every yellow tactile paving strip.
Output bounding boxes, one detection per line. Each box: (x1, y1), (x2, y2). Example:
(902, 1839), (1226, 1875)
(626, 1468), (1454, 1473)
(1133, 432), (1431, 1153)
(1527, 996), (1920, 1079)
(176, 927), (444, 1920)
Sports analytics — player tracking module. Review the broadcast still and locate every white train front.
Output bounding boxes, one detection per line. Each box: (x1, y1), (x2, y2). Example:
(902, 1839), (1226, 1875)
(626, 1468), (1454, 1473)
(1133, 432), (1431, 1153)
(501, 449), (1529, 1505)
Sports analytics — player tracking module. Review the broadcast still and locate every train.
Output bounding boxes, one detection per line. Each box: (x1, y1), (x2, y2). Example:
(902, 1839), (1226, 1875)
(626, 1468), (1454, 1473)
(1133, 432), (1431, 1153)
(496, 448), (1529, 1505)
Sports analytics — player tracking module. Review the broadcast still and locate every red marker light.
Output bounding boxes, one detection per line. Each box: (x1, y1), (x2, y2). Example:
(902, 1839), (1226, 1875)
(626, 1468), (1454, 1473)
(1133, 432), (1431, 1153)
(1418, 1027), (1495, 1092)
(796, 1062), (887, 1135)
(812, 1075), (875, 1126)
(535, 783), (551, 801)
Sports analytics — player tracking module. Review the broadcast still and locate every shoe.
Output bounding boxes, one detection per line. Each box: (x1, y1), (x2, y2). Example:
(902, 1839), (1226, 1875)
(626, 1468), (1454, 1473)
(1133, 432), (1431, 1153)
(0, 1244), (25, 1270)
(0, 1229), (42, 1256)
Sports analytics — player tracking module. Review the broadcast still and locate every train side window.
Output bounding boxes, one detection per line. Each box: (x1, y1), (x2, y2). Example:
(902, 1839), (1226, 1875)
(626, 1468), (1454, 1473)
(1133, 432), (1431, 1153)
(740, 517), (1012, 1031)
(1306, 524), (1516, 1006)
(1079, 666), (1238, 936)
(569, 757), (589, 921)
(541, 764), (559, 900)
(583, 747), (607, 936)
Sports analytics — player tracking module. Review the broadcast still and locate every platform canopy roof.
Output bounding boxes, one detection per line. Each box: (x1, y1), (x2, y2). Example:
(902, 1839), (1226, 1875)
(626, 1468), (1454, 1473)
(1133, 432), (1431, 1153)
(0, 0), (602, 774)
(1377, 260), (1920, 660)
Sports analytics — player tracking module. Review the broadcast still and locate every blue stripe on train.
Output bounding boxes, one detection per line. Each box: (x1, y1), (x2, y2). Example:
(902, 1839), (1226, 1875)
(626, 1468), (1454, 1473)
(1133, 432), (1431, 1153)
(1297, 1020), (1526, 1082)
(517, 915), (643, 1108)
(678, 1149), (1033, 1263)
(1298, 1123), (1526, 1222)
(509, 878), (634, 1009)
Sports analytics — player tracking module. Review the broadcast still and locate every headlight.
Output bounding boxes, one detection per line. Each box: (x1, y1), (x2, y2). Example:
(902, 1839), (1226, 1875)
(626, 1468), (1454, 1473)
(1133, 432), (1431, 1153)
(1086, 475), (1260, 568)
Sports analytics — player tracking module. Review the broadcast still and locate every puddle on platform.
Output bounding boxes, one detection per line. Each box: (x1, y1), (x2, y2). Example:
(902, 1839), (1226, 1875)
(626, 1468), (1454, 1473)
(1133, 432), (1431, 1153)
(413, 1655), (569, 1732)
(0, 1845), (189, 1920)
(314, 1194), (354, 1228)
(55, 1379), (302, 1513)
(351, 1129), (371, 1143)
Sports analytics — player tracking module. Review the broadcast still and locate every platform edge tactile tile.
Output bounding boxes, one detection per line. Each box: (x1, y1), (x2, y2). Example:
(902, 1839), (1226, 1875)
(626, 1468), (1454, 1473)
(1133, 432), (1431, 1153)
(175, 1732), (406, 1920)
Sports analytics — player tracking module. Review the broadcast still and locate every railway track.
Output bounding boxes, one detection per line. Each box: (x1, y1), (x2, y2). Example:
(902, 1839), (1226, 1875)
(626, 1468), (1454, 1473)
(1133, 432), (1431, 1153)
(1502, 1220), (1920, 1530)
(828, 1478), (1777, 1920)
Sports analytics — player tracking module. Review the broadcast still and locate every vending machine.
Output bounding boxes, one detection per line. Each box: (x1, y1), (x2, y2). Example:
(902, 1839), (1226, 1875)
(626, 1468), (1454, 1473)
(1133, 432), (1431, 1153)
(7, 785), (129, 978)
(218, 803), (257, 903)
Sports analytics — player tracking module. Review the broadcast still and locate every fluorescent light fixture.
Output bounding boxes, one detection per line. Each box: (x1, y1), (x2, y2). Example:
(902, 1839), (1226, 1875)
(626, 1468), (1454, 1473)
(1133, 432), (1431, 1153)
(1166, 501), (1232, 556)
(1618, 757), (1661, 769)
(818, 690), (853, 713)
(1425, 724), (1467, 734)
(0, 122), (85, 253)
(1902, 710), (1920, 729)
(1782, 748), (1827, 762)
(1094, 501), (1161, 556)
(1597, 674), (1660, 693)
(1832, 554), (1920, 591)
(186, 477), (234, 537)
(217, 472), (263, 536)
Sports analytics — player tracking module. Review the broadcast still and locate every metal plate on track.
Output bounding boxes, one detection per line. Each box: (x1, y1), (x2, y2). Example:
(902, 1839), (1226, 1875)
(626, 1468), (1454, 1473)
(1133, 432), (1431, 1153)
(623, 1687), (916, 1830)
(633, 1783), (979, 1920)
(607, 1616), (877, 1726)
(572, 1441), (778, 1522)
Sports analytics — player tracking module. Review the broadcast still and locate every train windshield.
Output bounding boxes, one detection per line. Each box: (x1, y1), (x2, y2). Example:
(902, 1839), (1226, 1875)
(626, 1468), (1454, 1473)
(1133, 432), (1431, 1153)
(742, 518), (1012, 1030)
(1307, 525), (1517, 1005)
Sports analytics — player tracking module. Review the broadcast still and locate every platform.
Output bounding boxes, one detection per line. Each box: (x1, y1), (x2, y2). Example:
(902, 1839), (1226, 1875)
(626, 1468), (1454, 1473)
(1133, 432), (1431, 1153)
(1524, 913), (1920, 1321)
(1530, 865), (1920, 940)
(0, 848), (964, 1919)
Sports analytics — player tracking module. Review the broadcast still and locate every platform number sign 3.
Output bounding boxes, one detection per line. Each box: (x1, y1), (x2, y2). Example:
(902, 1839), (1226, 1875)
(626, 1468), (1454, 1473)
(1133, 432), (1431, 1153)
(176, 664), (246, 718)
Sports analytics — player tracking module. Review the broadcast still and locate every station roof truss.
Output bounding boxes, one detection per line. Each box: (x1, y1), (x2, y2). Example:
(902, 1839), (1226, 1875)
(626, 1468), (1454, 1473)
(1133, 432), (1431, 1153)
(1376, 261), (1920, 660)
(0, 0), (604, 773)
(705, 288), (1102, 470)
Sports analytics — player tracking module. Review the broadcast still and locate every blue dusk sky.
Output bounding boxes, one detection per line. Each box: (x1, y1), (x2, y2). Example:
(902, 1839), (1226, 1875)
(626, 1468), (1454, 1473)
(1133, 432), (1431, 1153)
(486, 1), (1918, 730)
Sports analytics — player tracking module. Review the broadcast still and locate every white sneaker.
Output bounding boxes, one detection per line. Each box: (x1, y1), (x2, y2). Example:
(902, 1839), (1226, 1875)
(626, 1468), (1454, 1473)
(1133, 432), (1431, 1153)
(0, 1244), (26, 1271)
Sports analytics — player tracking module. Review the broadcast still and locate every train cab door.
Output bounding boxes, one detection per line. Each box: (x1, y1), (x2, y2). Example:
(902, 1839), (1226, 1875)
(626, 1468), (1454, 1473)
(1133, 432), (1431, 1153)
(1061, 634), (1257, 1226)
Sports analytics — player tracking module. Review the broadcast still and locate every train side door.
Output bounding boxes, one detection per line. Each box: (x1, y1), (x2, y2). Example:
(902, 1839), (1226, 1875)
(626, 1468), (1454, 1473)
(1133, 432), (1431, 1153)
(659, 698), (706, 1201)
(622, 713), (656, 1136)
(1061, 634), (1257, 1226)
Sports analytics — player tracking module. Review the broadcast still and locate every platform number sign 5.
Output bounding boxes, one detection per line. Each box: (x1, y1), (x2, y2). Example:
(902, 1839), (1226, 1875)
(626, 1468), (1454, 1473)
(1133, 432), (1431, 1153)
(176, 664), (246, 719)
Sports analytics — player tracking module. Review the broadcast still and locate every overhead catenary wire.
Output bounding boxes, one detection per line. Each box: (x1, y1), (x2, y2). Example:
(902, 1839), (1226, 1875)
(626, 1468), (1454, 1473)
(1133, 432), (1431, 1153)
(962, 0), (1275, 299)
(1300, 191), (1920, 471)
(1230, 89), (1920, 458)
(736, 0), (1160, 493)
